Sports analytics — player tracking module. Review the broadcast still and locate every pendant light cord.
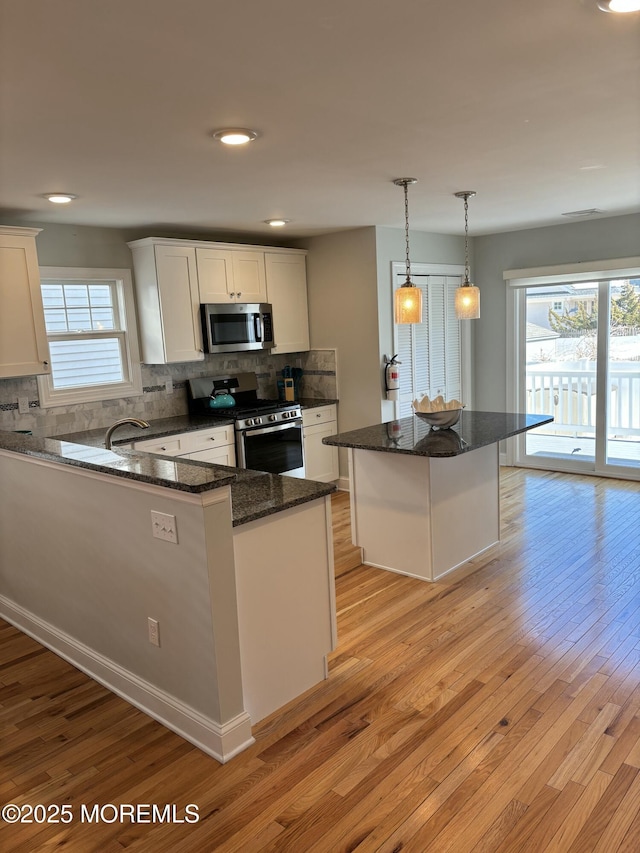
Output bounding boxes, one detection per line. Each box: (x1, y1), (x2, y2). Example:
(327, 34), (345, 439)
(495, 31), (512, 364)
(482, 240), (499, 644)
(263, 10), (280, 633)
(403, 181), (411, 284)
(463, 194), (470, 286)
(454, 190), (476, 287)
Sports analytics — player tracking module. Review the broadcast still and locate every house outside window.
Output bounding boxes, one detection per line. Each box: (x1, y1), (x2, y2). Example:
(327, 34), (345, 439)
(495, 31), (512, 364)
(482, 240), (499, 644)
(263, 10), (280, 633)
(36, 267), (143, 407)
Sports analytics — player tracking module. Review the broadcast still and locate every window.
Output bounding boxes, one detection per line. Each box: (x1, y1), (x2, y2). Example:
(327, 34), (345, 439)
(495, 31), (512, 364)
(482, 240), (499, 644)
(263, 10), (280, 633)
(37, 267), (142, 407)
(552, 300), (563, 311)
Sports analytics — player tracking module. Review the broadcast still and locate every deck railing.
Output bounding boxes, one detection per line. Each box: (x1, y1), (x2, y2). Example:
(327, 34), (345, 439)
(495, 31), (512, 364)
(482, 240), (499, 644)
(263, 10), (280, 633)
(526, 362), (640, 437)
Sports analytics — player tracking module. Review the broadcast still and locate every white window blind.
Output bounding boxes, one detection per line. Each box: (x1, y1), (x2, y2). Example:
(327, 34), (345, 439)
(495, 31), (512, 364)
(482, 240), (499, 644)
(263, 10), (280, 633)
(394, 272), (463, 417)
(42, 282), (126, 389)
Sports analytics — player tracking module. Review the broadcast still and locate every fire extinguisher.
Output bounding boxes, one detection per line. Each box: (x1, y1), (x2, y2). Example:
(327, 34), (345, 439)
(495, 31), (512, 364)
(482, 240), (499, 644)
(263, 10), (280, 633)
(384, 354), (401, 401)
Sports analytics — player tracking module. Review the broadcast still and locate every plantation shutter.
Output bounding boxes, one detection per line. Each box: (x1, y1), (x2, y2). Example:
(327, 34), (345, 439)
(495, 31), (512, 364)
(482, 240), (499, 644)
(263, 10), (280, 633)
(394, 272), (463, 417)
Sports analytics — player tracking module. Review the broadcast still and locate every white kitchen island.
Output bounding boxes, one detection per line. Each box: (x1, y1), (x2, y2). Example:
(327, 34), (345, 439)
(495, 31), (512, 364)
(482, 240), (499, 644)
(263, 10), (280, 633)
(324, 411), (553, 582)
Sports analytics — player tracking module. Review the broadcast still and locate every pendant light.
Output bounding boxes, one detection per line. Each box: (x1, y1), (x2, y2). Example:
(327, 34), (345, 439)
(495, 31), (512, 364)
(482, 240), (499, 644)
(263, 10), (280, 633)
(454, 191), (480, 320)
(393, 178), (422, 324)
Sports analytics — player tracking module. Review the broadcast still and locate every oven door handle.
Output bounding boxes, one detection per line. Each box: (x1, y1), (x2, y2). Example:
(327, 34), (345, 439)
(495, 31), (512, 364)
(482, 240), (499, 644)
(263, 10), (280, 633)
(253, 313), (263, 342)
(244, 421), (301, 438)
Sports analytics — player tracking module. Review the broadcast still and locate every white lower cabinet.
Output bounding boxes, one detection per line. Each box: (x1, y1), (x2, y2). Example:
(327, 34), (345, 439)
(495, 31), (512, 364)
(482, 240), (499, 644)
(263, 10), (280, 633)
(302, 405), (339, 482)
(187, 446), (236, 467)
(132, 424), (236, 467)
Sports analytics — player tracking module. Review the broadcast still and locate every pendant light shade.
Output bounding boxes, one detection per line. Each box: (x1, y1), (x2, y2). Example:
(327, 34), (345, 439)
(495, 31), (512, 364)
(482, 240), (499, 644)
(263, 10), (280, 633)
(395, 285), (422, 324)
(454, 191), (480, 320)
(454, 284), (481, 320)
(393, 178), (422, 324)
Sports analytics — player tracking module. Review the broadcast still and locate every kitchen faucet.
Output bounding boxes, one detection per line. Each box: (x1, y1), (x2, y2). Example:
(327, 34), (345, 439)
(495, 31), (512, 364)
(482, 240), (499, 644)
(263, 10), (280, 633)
(105, 417), (150, 449)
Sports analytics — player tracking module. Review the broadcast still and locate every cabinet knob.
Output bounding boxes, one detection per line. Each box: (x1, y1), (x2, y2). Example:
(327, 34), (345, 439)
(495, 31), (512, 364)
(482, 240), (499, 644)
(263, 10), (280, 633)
(237, 291), (242, 298)
(229, 292), (235, 298)
(160, 446), (167, 451)
(210, 437), (216, 442)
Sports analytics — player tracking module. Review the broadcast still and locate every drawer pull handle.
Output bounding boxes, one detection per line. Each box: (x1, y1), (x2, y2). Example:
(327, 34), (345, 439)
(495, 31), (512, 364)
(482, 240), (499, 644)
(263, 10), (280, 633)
(210, 437), (216, 442)
(160, 446), (167, 451)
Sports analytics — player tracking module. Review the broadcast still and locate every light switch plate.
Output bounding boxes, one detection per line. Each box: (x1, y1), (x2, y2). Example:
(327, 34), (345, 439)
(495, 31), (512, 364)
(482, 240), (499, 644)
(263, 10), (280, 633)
(18, 397), (29, 414)
(150, 510), (178, 544)
(148, 617), (160, 647)
(165, 378), (173, 394)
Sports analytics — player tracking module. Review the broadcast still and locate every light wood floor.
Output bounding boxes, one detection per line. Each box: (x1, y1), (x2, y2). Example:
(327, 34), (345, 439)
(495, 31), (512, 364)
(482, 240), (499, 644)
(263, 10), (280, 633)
(2, 468), (640, 852)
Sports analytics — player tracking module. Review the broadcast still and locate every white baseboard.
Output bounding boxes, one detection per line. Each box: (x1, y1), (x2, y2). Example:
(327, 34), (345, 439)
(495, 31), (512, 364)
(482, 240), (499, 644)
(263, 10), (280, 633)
(0, 595), (254, 763)
(337, 475), (350, 492)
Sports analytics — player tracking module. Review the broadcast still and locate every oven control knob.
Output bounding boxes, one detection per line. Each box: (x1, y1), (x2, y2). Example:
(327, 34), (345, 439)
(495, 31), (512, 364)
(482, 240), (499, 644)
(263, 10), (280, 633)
(245, 418), (253, 426)
(254, 417), (262, 425)
(269, 414), (277, 421)
(281, 411), (288, 419)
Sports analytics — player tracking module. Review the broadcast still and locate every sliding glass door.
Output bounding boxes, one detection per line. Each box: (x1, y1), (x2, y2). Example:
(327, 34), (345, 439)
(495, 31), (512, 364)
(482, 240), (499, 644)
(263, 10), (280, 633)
(604, 282), (640, 468)
(511, 274), (640, 480)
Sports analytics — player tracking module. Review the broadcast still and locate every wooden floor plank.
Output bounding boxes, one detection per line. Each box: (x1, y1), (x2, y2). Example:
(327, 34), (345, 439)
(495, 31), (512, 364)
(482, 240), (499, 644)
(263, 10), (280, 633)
(1, 467), (640, 852)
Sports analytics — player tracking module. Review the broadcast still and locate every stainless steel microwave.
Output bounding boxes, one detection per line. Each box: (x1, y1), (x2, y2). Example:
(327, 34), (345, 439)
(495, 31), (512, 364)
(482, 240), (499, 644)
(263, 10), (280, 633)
(200, 303), (274, 353)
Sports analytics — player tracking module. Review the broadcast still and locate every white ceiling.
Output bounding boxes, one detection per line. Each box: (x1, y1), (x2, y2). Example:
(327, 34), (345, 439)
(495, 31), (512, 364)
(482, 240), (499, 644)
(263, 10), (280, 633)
(1, 0), (639, 239)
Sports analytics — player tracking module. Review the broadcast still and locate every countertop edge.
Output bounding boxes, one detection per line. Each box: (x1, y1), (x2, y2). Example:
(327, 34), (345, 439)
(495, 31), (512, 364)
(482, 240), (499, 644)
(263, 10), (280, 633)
(322, 412), (554, 458)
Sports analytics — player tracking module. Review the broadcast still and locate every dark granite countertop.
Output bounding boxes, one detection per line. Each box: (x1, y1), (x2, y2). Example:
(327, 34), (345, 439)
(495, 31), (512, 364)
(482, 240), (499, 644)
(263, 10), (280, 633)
(0, 430), (236, 493)
(57, 400), (338, 448)
(1, 428), (335, 525)
(298, 398), (339, 409)
(179, 461), (336, 526)
(57, 413), (234, 448)
(322, 411), (554, 458)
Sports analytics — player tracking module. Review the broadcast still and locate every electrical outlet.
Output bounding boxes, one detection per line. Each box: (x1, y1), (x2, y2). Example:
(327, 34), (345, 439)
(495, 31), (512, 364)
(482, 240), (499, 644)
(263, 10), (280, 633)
(18, 397), (29, 414)
(148, 617), (160, 647)
(165, 377), (173, 394)
(150, 510), (178, 544)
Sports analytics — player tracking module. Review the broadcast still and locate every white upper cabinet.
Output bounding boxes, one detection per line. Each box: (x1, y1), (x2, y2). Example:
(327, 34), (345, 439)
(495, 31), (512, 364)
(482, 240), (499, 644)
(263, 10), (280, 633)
(265, 252), (310, 354)
(128, 240), (204, 364)
(0, 226), (51, 378)
(129, 238), (309, 362)
(197, 248), (267, 304)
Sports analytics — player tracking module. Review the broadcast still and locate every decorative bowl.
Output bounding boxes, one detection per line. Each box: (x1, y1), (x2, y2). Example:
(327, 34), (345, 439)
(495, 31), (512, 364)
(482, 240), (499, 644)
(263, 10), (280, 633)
(414, 408), (463, 429)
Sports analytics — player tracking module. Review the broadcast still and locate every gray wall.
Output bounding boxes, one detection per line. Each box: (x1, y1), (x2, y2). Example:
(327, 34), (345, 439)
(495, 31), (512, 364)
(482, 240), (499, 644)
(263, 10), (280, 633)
(474, 212), (640, 411)
(301, 227), (380, 433)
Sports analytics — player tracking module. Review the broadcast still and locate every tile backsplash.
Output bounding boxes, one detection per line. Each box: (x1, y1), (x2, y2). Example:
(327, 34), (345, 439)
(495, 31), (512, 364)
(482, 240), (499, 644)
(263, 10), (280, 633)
(0, 349), (337, 437)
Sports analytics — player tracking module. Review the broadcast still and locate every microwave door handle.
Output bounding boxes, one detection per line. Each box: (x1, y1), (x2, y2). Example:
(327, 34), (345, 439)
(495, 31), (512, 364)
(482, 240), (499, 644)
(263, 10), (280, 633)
(253, 314), (263, 342)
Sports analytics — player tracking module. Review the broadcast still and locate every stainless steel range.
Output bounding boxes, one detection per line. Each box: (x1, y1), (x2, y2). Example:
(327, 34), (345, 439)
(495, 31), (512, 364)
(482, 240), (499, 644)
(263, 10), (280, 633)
(187, 373), (305, 478)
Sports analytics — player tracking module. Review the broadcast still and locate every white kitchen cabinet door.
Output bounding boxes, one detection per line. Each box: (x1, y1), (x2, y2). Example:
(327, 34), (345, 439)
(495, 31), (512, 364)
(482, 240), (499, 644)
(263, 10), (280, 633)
(196, 247), (267, 304)
(196, 248), (236, 302)
(129, 241), (204, 364)
(187, 446), (236, 467)
(232, 251), (267, 303)
(303, 407), (339, 482)
(132, 435), (185, 455)
(0, 227), (50, 378)
(154, 245), (204, 363)
(265, 252), (309, 354)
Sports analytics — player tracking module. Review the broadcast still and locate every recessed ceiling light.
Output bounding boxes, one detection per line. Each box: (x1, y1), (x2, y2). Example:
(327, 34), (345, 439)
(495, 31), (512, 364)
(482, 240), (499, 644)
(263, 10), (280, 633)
(264, 219), (290, 227)
(597, 1), (640, 12)
(212, 128), (260, 145)
(44, 193), (77, 204)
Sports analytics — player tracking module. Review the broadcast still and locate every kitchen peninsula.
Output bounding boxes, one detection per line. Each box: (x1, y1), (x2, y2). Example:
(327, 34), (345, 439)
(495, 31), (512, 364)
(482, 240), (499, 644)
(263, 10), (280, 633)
(0, 430), (336, 763)
(324, 410), (553, 582)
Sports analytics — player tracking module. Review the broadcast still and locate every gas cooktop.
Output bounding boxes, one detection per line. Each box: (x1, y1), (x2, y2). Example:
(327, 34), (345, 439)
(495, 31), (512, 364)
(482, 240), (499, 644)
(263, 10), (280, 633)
(187, 373), (301, 430)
